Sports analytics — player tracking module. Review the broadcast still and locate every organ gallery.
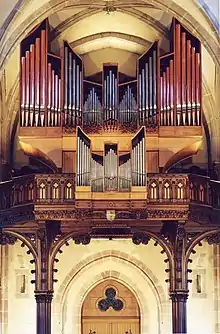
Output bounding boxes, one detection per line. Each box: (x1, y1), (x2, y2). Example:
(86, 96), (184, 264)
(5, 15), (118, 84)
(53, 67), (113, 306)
(0, 4), (220, 334)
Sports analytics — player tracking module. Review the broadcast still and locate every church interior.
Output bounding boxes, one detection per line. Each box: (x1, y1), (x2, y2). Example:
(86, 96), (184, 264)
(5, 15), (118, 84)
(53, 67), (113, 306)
(0, 1), (220, 333)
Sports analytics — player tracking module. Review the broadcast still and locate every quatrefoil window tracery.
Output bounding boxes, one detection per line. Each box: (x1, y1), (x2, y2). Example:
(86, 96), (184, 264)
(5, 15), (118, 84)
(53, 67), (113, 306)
(98, 287), (124, 312)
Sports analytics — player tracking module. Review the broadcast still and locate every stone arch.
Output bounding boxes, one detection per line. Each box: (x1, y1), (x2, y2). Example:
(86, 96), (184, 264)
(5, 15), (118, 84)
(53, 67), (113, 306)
(3, 229), (40, 288)
(52, 250), (171, 334)
(186, 229), (220, 262)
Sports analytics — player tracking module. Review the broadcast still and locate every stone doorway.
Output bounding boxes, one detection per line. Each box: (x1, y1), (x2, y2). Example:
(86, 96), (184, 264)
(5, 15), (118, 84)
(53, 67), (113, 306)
(81, 279), (140, 334)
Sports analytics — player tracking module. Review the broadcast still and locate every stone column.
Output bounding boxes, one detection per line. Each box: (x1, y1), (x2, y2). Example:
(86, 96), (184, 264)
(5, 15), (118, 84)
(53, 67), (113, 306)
(35, 290), (53, 334)
(213, 244), (220, 333)
(170, 290), (188, 334)
(0, 245), (9, 334)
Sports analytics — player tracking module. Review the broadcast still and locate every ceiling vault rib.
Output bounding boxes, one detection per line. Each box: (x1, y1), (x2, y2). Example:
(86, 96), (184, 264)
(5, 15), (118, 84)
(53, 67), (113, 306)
(50, 7), (169, 43)
(70, 32), (151, 49)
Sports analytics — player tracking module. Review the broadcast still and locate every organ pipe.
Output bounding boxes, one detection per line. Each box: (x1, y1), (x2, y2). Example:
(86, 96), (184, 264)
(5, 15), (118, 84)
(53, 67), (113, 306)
(138, 42), (158, 128)
(103, 65), (118, 126)
(63, 42), (83, 127)
(159, 19), (201, 127)
(20, 18), (202, 131)
(83, 81), (102, 127)
(119, 154), (131, 191)
(131, 127), (146, 186)
(77, 127), (91, 186)
(119, 81), (137, 125)
(47, 54), (61, 127)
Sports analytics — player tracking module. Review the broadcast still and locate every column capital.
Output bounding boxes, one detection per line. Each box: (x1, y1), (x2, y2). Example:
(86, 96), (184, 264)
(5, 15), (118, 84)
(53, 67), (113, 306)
(170, 290), (189, 302)
(35, 290), (53, 303)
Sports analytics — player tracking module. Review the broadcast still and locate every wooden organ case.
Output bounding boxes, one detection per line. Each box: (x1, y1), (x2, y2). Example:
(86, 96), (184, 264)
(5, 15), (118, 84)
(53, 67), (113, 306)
(19, 18), (203, 196)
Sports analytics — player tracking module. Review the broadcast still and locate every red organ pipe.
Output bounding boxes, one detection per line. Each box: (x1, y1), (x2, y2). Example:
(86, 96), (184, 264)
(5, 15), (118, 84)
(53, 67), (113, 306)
(186, 39), (192, 126)
(19, 19), (201, 129)
(35, 37), (40, 126)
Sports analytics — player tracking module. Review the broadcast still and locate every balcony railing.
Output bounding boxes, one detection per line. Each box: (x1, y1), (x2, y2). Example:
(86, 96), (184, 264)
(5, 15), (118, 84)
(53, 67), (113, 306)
(0, 173), (219, 211)
(0, 174), (75, 210)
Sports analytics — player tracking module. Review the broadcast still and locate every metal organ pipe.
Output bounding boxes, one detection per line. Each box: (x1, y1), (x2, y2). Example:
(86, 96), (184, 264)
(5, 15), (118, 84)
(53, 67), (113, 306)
(30, 44), (35, 127)
(21, 56), (26, 126)
(175, 23), (181, 125)
(195, 52), (201, 125)
(47, 63), (52, 126)
(153, 50), (157, 121)
(191, 47), (196, 126)
(25, 50), (30, 127)
(170, 59), (174, 125)
(186, 39), (192, 125)
(181, 32), (186, 126)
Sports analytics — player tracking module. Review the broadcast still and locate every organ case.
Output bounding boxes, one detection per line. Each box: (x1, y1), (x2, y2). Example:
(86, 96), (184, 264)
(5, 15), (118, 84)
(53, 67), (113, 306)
(19, 17), (202, 135)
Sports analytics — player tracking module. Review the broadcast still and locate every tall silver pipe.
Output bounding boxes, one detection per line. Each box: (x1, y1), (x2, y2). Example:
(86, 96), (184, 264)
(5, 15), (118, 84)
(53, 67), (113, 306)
(139, 74), (142, 113)
(145, 62), (149, 117)
(149, 57), (153, 116)
(72, 58), (76, 110)
(76, 65), (80, 111)
(68, 53), (72, 111)
(64, 47), (68, 111)
(153, 50), (157, 113)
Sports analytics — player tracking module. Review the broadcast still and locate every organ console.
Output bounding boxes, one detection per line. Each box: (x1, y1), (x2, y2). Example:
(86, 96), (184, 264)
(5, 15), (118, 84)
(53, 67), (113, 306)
(20, 18), (202, 133)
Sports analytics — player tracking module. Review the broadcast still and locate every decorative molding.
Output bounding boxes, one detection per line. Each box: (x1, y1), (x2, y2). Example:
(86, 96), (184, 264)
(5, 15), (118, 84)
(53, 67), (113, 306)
(132, 232), (150, 245)
(0, 231), (17, 245)
(35, 291), (53, 303)
(206, 233), (220, 245)
(73, 234), (91, 245)
(148, 209), (188, 219)
(35, 210), (76, 220)
(0, 210), (35, 227)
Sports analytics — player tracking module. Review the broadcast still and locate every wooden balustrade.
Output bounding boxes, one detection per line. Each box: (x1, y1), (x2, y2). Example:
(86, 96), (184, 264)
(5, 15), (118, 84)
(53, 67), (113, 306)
(0, 174), (75, 210)
(0, 173), (219, 211)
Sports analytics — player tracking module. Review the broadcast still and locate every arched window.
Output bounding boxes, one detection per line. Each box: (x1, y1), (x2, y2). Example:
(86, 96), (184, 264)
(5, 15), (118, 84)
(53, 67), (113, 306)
(199, 184), (204, 202)
(39, 183), (46, 200)
(65, 182), (73, 200)
(28, 183), (34, 201)
(177, 182), (184, 200)
(163, 181), (171, 199)
(52, 182), (59, 200)
(150, 182), (158, 200)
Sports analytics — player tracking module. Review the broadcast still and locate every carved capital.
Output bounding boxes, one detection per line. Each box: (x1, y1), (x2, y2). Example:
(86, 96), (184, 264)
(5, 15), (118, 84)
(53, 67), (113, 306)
(35, 291), (53, 303)
(0, 232), (17, 245)
(170, 290), (189, 302)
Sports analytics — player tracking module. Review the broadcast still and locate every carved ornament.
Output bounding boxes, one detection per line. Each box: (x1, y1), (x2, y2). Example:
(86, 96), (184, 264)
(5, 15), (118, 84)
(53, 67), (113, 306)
(0, 232), (17, 245)
(148, 209), (188, 219)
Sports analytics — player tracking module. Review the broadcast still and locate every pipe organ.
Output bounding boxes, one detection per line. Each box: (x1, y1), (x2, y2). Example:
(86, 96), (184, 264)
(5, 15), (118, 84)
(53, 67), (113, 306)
(77, 128), (91, 186)
(64, 42), (83, 127)
(131, 127), (146, 186)
(119, 81), (137, 125)
(103, 65), (118, 126)
(83, 81), (102, 128)
(20, 20), (48, 127)
(20, 18), (202, 133)
(160, 19), (201, 126)
(138, 42), (158, 128)
(47, 54), (62, 127)
(77, 126), (145, 192)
